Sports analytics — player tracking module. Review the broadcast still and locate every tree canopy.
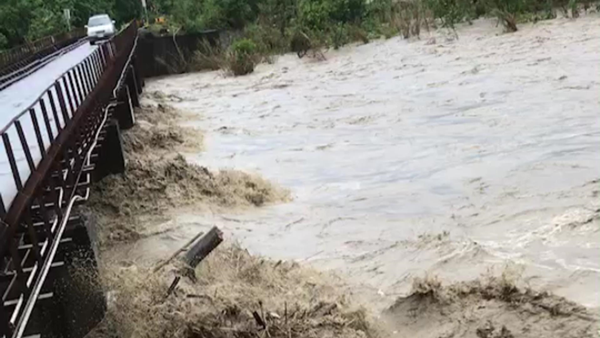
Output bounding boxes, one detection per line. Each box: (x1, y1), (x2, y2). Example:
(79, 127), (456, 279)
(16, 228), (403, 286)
(0, 0), (589, 51)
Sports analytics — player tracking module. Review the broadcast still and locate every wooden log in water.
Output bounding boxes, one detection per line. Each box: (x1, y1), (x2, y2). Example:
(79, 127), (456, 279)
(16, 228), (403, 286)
(183, 226), (223, 268)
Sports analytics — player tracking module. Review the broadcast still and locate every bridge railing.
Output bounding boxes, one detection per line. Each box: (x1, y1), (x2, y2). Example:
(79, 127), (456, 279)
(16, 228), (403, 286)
(0, 22), (139, 338)
(0, 29), (86, 77)
(0, 42), (112, 215)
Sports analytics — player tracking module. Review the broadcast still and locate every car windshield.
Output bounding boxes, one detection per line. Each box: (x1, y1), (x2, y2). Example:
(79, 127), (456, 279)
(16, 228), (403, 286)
(88, 16), (111, 27)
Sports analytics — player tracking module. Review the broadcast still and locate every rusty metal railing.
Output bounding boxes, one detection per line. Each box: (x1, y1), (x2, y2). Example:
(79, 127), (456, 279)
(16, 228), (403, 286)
(0, 21), (139, 338)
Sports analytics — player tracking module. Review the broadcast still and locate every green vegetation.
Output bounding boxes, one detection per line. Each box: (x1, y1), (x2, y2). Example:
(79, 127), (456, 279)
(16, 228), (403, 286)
(226, 38), (259, 75)
(150, 0), (594, 75)
(154, 0), (596, 44)
(0, 0), (141, 50)
(1, 0), (596, 69)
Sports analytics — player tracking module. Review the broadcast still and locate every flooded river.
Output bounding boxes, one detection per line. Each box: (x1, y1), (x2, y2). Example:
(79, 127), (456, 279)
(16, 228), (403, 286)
(131, 16), (599, 310)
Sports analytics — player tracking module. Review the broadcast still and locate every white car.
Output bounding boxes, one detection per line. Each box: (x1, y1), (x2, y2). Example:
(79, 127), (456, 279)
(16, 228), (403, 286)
(86, 14), (116, 44)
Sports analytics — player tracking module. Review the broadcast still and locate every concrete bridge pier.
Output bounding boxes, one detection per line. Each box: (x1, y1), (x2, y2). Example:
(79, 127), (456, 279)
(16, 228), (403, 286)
(111, 85), (136, 130)
(126, 67), (140, 109)
(132, 55), (145, 94)
(92, 118), (126, 183)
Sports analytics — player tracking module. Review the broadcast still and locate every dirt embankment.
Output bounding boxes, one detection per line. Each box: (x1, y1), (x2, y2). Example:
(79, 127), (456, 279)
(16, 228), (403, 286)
(86, 103), (289, 246)
(384, 273), (599, 338)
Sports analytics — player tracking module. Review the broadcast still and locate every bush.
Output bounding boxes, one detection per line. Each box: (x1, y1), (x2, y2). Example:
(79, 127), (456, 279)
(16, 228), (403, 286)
(191, 40), (224, 71)
(298, 0), (366, 32)
(299, 0), (333, 31)
(328, 0), (366, 24)
(290, 29), (312, 57)
(199, 0), (261, 29)
(347, 24), (369, 44)
(331, 23), (349, 48)
(426, 0), (474, 29)
(0, 33), (8, 50)
(226, 39), (259, 76)
(568, 0), (579, 17)
(243, 23), (288, 54)
(381, 24), (398, 39)
(365, 0), (429, 40)
(329, 23), (368, 48)
(486, 0), (526, 32)
(393, 0), (426, 39)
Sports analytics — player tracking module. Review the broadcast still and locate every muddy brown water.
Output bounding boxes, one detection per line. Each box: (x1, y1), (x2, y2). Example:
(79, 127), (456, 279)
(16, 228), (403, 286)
(106, 16), (600, 314)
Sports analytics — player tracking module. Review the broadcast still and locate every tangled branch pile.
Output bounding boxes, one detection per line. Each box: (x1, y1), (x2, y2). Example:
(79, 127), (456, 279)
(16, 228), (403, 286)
(91, 245), (381, 338)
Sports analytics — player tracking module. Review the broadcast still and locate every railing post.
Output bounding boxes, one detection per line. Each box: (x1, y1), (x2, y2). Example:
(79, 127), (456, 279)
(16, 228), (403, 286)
(3, 133), (23, 191)
(47, 89), (63, 131)
(39, 99), (54, 142)
(29, 108), (46, 159)
(76, 65), (89, 96)
(98, 44), (108, 68)
(90, 53), (101, 83)
(14, 121), (35, 171)
(55, 82), (70, 124)
(95, 51), (104, 77)
(82, 60), (93, 94)
(61, 77), (75, 116)
(67, 72), (81, 107)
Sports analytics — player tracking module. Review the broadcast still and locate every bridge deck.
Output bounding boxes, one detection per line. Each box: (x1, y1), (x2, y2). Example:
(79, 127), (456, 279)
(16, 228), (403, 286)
(0, 22), (140, 338)
(0, 42), (98, 209)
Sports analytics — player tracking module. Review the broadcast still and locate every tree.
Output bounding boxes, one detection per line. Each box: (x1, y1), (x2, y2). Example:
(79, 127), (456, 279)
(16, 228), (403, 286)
(0, 0), (35, 46)
(0, 0), (144, 49)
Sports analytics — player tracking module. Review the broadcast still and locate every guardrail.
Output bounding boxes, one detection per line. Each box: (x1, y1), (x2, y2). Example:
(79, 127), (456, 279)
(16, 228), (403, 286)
(0, 21), (140, 338)
(0, 29), (86, 76)
(0, 38), (90, 92)
(0, 43), (111, 213)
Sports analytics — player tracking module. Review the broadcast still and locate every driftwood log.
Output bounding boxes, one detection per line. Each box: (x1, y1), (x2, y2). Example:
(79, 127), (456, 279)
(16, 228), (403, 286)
(153, 231), (205, 273)
(184, 226), (223, 268)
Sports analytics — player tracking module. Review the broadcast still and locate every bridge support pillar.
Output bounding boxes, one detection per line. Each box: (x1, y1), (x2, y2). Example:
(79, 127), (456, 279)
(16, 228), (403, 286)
(126, 68), (140, 108)
(113, 86), (136, 130)
(133, 55), (145, 90)
(93, 118), (126, 183)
